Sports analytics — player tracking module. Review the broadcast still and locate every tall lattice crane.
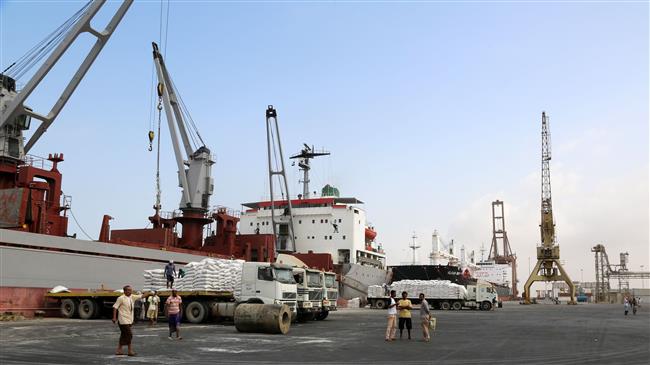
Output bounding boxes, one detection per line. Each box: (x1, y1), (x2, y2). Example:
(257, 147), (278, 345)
(523, 112), (576, 304)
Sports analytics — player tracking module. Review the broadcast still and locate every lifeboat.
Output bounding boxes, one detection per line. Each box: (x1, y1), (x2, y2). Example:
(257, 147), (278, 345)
(365, 227), (377, 241)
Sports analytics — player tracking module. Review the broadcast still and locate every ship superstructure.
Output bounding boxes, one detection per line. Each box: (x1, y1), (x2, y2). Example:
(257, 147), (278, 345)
(240, 193), (386, 269)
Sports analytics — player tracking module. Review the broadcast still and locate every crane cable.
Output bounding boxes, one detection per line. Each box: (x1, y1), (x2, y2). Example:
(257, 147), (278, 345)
(3, 1), (92, 80)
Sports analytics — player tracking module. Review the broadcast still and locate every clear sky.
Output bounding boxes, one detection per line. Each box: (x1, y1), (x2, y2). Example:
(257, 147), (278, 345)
(1, 0), (648, 293)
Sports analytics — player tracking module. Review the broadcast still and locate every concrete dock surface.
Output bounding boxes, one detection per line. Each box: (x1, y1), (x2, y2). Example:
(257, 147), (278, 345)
(1, 302), (649, 364)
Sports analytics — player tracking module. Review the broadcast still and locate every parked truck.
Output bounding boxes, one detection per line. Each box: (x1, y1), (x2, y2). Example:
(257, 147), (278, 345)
(293, 266), (316, 321)
(315, 271), (338, 320)
(46, 262), (298, 324)
(367, 279), (499, 311)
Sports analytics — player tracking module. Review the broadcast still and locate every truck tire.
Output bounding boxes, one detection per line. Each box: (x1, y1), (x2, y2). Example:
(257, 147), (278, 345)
(61, 299), (78, 318)
(375, 299), (386, 309)
(481, 301), (492, 311)
(297, 312), (315, 322)
(185, 301), (208, 324)
(451, 301), (462, 311)
(315, 310), (329, 321)
(78, 299), (97, 320)
(440, 301), (451, 310)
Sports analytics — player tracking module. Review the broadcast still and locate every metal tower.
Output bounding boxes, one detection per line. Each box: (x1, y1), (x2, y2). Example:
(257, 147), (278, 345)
(409, 233), (421, 265)
(487, 200), (518, 297)
(290, 144), (330, 199)
(523, 112), (576, 304)
(591, 244), (649, 303)
(265, 105), (296, 253)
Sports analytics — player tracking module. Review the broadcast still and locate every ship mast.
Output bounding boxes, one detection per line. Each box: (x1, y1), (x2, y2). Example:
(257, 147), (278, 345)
(290, 144), (330, 199)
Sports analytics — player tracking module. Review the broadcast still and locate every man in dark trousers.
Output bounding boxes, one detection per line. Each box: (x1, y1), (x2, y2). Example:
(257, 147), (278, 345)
(112, 286), (151, 356)
(164, 260), (176, 289)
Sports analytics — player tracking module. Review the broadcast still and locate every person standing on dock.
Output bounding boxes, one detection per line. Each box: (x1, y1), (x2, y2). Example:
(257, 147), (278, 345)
(165, 289), (183, 340)
(398, 291), (413, 340)
(624, 297), (630, 315)
(165, 260), (177, 289)
(147, 291), (160, 326)
(419, 293), (431, 342)
(112, 285), (151, 357)
(385, 290), (397, 341)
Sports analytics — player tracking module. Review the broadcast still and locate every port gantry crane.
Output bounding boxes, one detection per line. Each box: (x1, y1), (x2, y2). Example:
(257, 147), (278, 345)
(523, 112), (576, 304)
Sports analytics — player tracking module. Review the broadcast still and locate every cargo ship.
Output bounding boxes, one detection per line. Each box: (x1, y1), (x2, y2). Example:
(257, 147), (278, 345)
(238, 144), (391, 300)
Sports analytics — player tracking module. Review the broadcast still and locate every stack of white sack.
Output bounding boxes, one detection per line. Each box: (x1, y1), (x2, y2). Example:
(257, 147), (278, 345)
(143, 269), (166, 291)
(389, 280), (467, 299)
(143, 258), (244, 295)
(368, 285), (385, 298)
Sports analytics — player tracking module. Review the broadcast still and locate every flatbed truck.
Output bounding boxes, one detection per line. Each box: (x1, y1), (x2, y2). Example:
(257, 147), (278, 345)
(46, 262), (298, 324)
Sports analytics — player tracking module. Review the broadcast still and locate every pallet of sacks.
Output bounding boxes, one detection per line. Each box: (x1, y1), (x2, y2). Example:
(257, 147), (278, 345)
(143, 258), (244, 297)
(390, 280), (467, 299)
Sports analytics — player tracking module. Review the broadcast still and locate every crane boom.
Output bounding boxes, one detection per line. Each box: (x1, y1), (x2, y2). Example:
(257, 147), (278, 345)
(0, 0), (133, 159)
(151, 42), (214, 212)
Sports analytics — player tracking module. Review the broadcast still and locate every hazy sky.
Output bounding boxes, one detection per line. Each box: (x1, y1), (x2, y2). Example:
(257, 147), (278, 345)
(1, 1), (648, 293)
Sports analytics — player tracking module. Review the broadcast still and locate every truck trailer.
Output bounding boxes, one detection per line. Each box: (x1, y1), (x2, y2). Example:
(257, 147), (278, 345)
(367, 279), (499, 311)
(46, 262), (298, 324)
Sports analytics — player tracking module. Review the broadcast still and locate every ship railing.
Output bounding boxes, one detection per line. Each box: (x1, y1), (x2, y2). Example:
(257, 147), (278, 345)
(20, 154), (53, 170)
(159, 210), (182, 220)
(212, 205), (241, 218)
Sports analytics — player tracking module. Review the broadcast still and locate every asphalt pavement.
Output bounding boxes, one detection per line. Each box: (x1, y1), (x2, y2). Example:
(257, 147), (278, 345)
(1, 302), (649, 364)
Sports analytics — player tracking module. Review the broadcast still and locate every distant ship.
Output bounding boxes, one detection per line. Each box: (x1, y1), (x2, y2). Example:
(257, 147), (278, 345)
(388, 231), (514, 297)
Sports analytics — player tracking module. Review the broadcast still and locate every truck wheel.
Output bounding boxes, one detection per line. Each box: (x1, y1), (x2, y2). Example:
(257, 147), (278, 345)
(297, 312), (315, 322)
(375, 299), (386, 309)
(315, 311), (329, 320)
(481, 301), (492, 311)
(440, 301), (451, 310)
(451, 301), (462, 311)
(61, 299), (78, 318)
(185, 301), (208, 324)
(78, 299), (97, 320)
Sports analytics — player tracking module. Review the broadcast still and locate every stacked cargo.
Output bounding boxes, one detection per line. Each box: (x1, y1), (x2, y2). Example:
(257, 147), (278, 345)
(144, 258), (244, 296)
(368, 280), (468, 299)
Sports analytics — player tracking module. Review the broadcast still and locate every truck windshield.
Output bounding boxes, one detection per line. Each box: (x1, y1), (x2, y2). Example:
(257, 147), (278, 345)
(274, 268), (296, 284)
(307, 272), (322, 288)
(325, 275), (336, 288)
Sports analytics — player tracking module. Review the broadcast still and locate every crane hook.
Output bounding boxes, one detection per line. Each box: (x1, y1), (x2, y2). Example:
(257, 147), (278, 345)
(148, 130), (155, 151)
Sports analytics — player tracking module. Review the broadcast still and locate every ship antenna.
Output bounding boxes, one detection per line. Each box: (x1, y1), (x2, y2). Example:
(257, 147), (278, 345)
(290, 144), (330, 198)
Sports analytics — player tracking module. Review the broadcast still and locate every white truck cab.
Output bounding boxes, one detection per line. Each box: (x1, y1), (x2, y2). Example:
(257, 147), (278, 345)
(240, 262), (297, 315)
(305, 268), (324, 312)
(293, 267), (315, 320)
(323, 272), (338, 312)
(465, 280), (499, 310)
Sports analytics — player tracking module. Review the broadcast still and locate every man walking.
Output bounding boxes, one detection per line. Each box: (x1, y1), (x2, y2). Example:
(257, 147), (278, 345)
(385, 290), (397, 341)
(398, 291), (413, 340)
(112, 285), (151, 356)
(165, 289), (183, 340)
(165, 260), (176, 289)
(147, 291), (160, 326)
